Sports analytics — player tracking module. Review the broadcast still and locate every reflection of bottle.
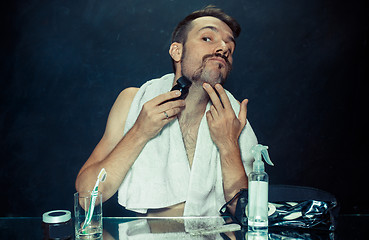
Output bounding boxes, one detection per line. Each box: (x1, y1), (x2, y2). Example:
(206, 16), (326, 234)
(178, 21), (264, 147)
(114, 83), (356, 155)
(248, 144), (274, 233)
(246, 230), (268, 240)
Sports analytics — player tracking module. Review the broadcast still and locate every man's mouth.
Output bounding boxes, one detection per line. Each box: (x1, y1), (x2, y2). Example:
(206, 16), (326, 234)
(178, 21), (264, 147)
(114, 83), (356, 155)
(210, 57), (226, 65)
(203, 53), (231, 70)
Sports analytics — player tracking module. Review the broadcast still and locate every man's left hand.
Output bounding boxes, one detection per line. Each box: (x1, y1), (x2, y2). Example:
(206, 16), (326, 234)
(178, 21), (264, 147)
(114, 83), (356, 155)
(203, 83), (248, 152)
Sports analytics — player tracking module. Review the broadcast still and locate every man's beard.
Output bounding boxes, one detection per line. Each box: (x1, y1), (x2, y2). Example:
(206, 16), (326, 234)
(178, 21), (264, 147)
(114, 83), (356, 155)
(181, 50), (232, 86)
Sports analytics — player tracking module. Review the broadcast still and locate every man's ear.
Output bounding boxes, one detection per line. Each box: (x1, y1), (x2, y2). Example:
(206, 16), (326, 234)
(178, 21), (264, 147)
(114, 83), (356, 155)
(169, 42), (183, 62)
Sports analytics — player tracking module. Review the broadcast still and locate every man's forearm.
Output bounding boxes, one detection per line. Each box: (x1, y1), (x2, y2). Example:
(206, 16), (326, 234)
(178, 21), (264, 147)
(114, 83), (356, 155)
(75, 125), (149, 202)
(219, 143), (248, 214)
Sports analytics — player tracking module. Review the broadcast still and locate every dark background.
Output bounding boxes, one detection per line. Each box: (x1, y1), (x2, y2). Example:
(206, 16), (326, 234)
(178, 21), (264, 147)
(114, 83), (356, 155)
(1, 0), (368, 217)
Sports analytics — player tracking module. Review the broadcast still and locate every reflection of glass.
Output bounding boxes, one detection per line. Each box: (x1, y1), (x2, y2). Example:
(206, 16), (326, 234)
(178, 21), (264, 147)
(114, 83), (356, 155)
(246, 230), (268, 240)
(74, 191), (103, 240)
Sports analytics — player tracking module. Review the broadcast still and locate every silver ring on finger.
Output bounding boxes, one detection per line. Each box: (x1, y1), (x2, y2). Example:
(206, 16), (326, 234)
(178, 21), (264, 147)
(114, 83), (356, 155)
(163, 111), (169, 119)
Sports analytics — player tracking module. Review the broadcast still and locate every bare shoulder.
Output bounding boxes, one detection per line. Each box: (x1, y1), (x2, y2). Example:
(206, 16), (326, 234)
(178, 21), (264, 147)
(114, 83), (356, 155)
(78, 87), (140, 174)
(104, 87), (139, 138)
(113, 87), (139, 114)
(116, 87), (139, 105)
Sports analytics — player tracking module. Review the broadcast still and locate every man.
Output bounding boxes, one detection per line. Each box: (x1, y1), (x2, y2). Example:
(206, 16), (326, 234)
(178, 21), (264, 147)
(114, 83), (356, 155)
(75, 6), (257, 217)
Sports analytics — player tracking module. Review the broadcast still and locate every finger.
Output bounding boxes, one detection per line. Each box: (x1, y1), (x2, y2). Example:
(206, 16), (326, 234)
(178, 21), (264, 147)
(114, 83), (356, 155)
(158, 99), (185, 113)
(164, 115), (177, 122)
(203, 83), (224, 111)
(152, 90), (182, 106)
(214, 84), (232, 109)
(160, 111), (178, 124)
(161, 106), (185, 120)
(210, 105), (219, 118)
(206, 110), (214, 122)
(238, 99), (248, 127)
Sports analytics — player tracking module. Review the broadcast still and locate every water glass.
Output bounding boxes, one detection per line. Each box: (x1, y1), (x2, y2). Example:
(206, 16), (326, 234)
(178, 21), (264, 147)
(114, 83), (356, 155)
(74, 191), (102, 239)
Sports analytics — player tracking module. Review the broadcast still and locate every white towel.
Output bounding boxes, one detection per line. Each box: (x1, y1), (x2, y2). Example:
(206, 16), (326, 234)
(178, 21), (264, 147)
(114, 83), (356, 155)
(118, 217), (228, 240)
(118, 73), (257, 215)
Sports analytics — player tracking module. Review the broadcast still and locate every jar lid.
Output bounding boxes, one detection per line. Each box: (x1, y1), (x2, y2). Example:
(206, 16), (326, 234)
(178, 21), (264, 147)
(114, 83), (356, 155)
(43, 210), (71, 224)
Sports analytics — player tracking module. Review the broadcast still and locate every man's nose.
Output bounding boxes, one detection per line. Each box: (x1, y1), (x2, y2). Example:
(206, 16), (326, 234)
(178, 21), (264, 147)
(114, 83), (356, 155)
(215, 42), (230, 58)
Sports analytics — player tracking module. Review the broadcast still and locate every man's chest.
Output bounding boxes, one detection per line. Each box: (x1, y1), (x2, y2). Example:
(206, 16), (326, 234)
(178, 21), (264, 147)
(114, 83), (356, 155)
(178, 118), (202, 168)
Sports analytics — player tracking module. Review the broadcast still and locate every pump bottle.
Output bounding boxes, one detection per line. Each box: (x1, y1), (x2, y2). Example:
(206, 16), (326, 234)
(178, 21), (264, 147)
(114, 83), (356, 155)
(247, 144), (274, 232)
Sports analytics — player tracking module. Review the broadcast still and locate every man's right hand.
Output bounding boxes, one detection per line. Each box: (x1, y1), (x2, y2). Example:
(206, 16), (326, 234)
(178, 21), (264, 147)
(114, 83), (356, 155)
(76, 88), (186, 202)
(133, 90), (186, 140)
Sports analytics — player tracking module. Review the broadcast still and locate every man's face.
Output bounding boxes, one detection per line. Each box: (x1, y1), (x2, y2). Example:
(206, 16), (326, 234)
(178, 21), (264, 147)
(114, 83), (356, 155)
(180, 16), (236, 86)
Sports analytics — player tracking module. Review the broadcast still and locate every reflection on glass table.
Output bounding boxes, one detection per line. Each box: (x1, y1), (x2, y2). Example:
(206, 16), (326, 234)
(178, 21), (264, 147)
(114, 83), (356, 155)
(105, 216), (239, 240)
(104, 216), (335, 240)
(0, 215), (367, 239)
(101, 215), (369, 240)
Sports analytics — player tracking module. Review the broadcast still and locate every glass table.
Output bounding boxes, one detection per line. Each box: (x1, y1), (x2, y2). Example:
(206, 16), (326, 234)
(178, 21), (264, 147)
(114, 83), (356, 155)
(0, 214), (367, 239)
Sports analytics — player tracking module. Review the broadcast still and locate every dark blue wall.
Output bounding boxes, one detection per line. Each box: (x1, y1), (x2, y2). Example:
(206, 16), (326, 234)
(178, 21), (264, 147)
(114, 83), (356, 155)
(1, 0), (368, 217)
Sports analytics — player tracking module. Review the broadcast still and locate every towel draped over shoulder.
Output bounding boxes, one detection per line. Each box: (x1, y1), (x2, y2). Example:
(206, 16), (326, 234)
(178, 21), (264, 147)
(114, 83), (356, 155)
(118, 73), (257, 215)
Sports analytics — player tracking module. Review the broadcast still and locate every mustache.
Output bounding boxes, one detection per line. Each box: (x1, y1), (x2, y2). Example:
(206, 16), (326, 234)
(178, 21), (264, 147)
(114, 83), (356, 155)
(202, 52), (232, 71)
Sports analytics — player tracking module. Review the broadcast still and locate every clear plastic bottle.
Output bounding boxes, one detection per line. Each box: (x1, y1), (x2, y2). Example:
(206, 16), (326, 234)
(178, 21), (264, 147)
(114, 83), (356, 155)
(247, 144), (274, 233)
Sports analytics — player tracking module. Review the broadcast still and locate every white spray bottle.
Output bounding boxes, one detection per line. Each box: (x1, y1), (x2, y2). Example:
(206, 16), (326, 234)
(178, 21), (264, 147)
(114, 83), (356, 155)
(247, 144), (274, 232)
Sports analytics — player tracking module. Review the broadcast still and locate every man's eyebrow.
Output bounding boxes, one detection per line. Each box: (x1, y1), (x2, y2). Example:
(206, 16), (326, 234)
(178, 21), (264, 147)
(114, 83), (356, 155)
(198, 26), (236, 44)
(198, 25), (218, 33)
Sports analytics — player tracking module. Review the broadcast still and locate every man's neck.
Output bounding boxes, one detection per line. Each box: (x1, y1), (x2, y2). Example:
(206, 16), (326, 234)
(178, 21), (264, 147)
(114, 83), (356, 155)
(176, 81), (209, 168)
(180, 81), (209, 119)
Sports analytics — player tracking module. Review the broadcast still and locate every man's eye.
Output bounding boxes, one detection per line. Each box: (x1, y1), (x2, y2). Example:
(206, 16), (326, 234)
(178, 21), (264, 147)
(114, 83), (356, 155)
(202, 37), (211, 42)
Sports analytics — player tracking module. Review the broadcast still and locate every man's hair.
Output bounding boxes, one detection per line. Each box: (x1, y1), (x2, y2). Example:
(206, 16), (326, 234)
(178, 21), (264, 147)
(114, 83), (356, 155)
(172, 6), (241, 44)
(170, 6), (241, 72)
